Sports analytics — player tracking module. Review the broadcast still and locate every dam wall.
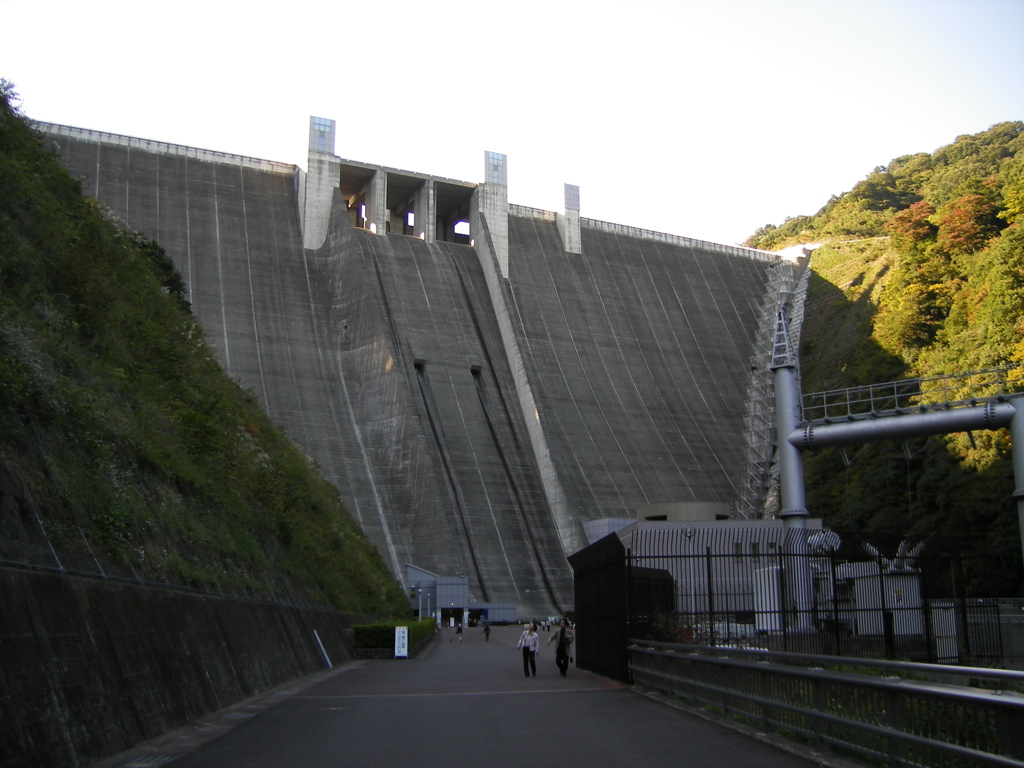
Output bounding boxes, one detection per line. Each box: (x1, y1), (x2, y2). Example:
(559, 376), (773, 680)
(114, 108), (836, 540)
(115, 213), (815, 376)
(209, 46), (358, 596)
(311, 197), (574, 610)
(39, 123), (781, 617)
(505, 212), (775, 549)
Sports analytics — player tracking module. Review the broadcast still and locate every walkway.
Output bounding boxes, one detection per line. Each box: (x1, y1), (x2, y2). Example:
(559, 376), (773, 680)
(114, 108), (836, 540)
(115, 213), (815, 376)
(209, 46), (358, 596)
(94, 626), (835, 768)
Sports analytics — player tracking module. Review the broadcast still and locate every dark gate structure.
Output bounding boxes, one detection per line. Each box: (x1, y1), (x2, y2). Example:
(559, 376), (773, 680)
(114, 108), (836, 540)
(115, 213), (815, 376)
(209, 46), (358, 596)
(569, 535), (630, 681)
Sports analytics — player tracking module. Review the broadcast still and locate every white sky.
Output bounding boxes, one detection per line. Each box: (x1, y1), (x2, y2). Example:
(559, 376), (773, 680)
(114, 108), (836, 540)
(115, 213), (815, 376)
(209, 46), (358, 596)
(2, 0), (1022, 246)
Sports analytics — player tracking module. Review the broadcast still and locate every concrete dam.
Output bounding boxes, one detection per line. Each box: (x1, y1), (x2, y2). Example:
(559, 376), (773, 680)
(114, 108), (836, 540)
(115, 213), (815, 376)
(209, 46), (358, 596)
(39, 118), (789, 617)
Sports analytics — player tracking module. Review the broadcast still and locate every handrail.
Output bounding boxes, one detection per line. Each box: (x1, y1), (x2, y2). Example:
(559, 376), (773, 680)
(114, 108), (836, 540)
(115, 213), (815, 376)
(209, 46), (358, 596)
(638, 639), (1024, 688)
(630, 639), (1024, 767)
(801, 365), (1021, 423)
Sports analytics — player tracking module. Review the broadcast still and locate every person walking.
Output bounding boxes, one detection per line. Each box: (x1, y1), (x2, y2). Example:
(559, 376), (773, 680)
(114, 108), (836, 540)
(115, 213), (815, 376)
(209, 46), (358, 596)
(483, 624), (491, 642)
(546, 618), (574, 677)
(517, 623), (540, 677)
(455, 623), (463, 642)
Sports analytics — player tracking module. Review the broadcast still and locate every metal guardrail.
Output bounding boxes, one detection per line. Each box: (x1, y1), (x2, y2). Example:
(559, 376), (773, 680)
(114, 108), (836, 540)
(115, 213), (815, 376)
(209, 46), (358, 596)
(630, 640), (1024, 768)
(801, 366), (1020, 424)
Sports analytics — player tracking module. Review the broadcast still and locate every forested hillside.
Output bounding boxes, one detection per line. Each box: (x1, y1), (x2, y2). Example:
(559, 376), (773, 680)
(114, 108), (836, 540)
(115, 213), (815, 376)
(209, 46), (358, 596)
(746, 121), (1024, 595)
(0, 83), (408, 616)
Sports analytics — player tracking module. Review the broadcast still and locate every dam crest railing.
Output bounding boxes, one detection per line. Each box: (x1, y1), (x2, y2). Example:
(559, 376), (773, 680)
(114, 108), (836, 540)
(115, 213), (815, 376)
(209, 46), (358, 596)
(507, 204), (778, 262)
(34, 121), (296, 173)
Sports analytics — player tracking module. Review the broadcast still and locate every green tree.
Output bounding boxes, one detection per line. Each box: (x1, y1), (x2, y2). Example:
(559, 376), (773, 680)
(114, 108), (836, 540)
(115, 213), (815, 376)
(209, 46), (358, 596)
(935, 187), (1003, 257)
(754, 120), (1024, 591)
(886, 200), (936, 250)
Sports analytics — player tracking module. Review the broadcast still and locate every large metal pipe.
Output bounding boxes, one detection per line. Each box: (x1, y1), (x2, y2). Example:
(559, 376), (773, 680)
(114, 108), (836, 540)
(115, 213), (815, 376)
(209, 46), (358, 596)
(771, 310), (814, 630)
(776, 364), (809, 519)
(789, 401), (1016, 451)
(791, 395), (1024, 569)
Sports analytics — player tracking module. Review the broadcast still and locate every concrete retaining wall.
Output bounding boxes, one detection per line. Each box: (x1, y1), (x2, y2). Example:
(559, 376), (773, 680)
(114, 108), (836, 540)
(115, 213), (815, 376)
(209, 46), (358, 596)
(0, 566), (353, 768)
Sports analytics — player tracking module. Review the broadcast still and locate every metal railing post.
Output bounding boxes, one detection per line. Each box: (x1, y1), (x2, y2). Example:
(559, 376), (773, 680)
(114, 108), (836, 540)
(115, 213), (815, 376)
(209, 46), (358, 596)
(998, 703), (1024, 760)
(760, 664), (773, 729)
(706, 548), (716, 644)
(811, 674), (826, 751)
(886, 687), (906, 767)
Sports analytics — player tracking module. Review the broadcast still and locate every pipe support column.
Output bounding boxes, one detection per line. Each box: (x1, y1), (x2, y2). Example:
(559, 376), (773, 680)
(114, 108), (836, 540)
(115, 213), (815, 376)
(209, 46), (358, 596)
(770, 307), (814, 632)
(1010, 396), (1024, 569)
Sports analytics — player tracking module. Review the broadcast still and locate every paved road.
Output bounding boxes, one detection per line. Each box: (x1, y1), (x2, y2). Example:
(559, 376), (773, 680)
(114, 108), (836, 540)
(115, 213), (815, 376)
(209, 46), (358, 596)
(101, 626), (832, 768)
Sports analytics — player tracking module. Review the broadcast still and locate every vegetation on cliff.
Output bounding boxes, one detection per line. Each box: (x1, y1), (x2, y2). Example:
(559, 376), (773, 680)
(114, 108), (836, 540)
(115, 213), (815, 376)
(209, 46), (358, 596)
(746, 121), (1024, 594)
(0, 82), (407, 616)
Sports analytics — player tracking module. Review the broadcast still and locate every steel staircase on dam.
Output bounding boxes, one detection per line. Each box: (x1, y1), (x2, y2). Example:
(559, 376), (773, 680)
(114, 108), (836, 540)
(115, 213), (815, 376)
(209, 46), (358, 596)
(737, 258), (811, 520)
(38, 122), (793, 616)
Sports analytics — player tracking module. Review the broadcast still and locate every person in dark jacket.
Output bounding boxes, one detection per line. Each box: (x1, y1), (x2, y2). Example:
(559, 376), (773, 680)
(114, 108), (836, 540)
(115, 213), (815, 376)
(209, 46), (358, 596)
(546, 618), (574, 676)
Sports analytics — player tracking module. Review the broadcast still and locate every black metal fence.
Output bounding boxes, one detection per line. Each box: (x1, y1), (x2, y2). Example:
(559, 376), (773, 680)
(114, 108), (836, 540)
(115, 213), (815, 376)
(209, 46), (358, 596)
(571, 527), (1013, 683)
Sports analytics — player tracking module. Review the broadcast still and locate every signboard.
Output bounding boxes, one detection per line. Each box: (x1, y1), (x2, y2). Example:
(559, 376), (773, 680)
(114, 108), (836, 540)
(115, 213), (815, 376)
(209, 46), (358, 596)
(394, 626), (409, 658)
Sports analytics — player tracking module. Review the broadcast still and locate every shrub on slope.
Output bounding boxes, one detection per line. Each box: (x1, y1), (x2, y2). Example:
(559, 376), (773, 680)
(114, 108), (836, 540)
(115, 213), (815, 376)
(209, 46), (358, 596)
(0, 82), (407, 616)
